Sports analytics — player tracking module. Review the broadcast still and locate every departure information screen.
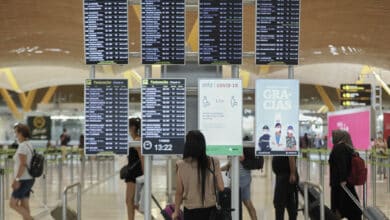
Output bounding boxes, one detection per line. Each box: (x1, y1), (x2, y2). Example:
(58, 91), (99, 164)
(142, 0), (185, 64)
(199, 0), (242, 65)
(141, 79), (186, 155)
(85, 79), (129, 155)
(256, 0), (300, 65)
(83, 0), (128, 65)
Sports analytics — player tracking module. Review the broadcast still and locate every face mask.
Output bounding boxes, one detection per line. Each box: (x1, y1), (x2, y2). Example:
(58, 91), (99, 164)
(287, 130), (293, 134)
(263, 129), (269, 134)
(275, 128), (281, 132)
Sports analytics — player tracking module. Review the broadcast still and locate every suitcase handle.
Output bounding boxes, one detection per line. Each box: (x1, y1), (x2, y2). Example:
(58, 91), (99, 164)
(340, 184), (364, 212)
(151, 194), (164, 212)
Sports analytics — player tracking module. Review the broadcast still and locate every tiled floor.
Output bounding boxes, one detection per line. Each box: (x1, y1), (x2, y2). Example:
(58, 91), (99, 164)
(2, 155), (390, 220)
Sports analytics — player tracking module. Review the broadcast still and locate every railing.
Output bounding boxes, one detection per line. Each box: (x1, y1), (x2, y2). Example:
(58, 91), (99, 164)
(62, 182), (82, 220)
(0, 168), (5, 220)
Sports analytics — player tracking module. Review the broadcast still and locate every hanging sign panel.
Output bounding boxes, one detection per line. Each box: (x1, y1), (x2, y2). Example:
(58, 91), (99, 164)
(27, 116), (52, 141)
(255, 79), (299, 156)
(142, 0), (185, 64)
(256, 0), (300, 65)
(141, 79), (186, 155)
(199, 79), (243, 156)
(85, 79), (129, 155)
(83, 0), (129, 64)
(327, 108), (371, 150)
(199, 0), (242, 64)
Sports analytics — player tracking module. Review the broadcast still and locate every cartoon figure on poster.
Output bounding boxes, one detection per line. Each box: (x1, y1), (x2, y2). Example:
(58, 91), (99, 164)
(286, 125), (297, 151)
(255, 79), (299, 156)
(257, 125), (271, 153)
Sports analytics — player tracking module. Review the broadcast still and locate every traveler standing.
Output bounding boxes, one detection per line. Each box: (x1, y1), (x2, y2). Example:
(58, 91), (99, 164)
(272, 156), (298, 220)
(9, 123), (35, 220)
(172, 130), (224, 220)
(60, 128), (71, 146)
(328, 130), (362, 220)
(374, 132), (388, 179)
(124, 118), (144, 220)
(221, 153), (258, 220)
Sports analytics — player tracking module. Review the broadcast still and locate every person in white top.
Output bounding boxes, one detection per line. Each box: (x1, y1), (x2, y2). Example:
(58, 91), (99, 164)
(9, 123), (35, 220)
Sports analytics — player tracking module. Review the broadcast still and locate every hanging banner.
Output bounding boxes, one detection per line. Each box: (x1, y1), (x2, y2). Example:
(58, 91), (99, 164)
(255, 79), (299, 156)
(383, 112), (390, 142)
(199, 79), (243, 156)
(327, 108), (371, 150)
(27, 116), (52, 141)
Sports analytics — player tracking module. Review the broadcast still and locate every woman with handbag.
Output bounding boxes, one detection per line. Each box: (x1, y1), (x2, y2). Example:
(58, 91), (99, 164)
(124, 118), (144, 220)
(172, 130), (224, 220)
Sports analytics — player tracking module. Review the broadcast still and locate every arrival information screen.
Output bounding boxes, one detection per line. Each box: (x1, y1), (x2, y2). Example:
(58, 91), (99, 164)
(142, 0), (185, 64)
(256, 0), (300, 65)
(141, 79), (186, 155)
(85, 79), (129, 155)
(199, 0), (242, 64)
(83, 0), (128, 64)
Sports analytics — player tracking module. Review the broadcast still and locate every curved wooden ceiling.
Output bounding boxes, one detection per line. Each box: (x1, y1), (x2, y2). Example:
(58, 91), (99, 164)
(0, 0), (389, 90)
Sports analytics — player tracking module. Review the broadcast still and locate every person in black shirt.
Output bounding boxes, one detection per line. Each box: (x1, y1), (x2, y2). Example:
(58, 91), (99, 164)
(328, 130), (362, 220)
(272, 156), (298, 220)
(125, 118), (143, 220)
(60, 128), (71, 146)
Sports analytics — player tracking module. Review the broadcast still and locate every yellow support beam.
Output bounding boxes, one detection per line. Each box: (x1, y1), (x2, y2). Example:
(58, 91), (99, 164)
(188, 19), (199, 52)
(18, 93), (28, 110)
(315, 85), (335, 112)
(40, 86), (57, 104)
(0, 88), (22, 119)
(240, 70), (250, 88)
(123, 70), (142, 88)
(25, 90), (37, 112)
(0, 68), (22, 92)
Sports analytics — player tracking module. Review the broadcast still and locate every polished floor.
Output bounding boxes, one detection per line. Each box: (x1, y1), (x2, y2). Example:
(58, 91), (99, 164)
(2, 154), (390, 220)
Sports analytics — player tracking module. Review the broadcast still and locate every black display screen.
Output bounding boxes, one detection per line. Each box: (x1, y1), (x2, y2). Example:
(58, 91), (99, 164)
(142, 0), (185, 64)
(141, 79), (186, 155)
(85, 79), (129, 155)
(199, 0), (242, 65)
(256, 0), (300, 65)
(83, 0), (129, 64)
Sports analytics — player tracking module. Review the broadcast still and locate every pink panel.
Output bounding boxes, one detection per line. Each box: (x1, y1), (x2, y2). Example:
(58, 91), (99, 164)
(328, 109), (371, 150)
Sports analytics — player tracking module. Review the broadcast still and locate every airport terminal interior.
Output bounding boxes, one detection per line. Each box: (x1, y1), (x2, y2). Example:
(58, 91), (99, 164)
(1, 0), (390, 219)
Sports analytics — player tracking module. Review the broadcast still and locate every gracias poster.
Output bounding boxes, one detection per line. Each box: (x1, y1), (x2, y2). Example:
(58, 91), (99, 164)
(255, 79), (299, 156)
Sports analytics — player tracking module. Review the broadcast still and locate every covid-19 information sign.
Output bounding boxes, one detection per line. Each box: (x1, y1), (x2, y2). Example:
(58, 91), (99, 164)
(141, 79), (186, 155)
(199, 79), (243, 156)
(255, 79), (299, 156)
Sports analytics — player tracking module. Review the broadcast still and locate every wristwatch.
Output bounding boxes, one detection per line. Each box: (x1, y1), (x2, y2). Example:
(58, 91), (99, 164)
(15, 177), (20, 182)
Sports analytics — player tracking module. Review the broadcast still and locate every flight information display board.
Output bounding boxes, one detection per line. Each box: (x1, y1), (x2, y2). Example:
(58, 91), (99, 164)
(256, 0), (300, 65)
(141, 79), (186, 155)
(142, 0), (185, 64)
(199, 0), (242, 65)
(85, 79), (129, 155)
(83, 0), (128, 65)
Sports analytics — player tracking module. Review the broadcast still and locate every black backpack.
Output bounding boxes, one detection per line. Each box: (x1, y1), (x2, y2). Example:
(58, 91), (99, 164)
(26, 144), (45, 178)
(241, 147), (264, 170)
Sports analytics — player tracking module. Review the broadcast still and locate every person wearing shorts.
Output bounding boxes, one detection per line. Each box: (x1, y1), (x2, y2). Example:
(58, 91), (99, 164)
(239, 162), (257, 220)
(10, 123), (35, 220)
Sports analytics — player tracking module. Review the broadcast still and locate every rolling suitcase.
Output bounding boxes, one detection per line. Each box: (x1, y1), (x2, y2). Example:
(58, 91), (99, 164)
(297, 183), (339, 220)
(341, 185), (389, 220)
(151, 194), (183, 220)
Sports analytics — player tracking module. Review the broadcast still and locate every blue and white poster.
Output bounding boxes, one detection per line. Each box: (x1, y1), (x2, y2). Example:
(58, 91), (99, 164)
(255, 79), (299, 156)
